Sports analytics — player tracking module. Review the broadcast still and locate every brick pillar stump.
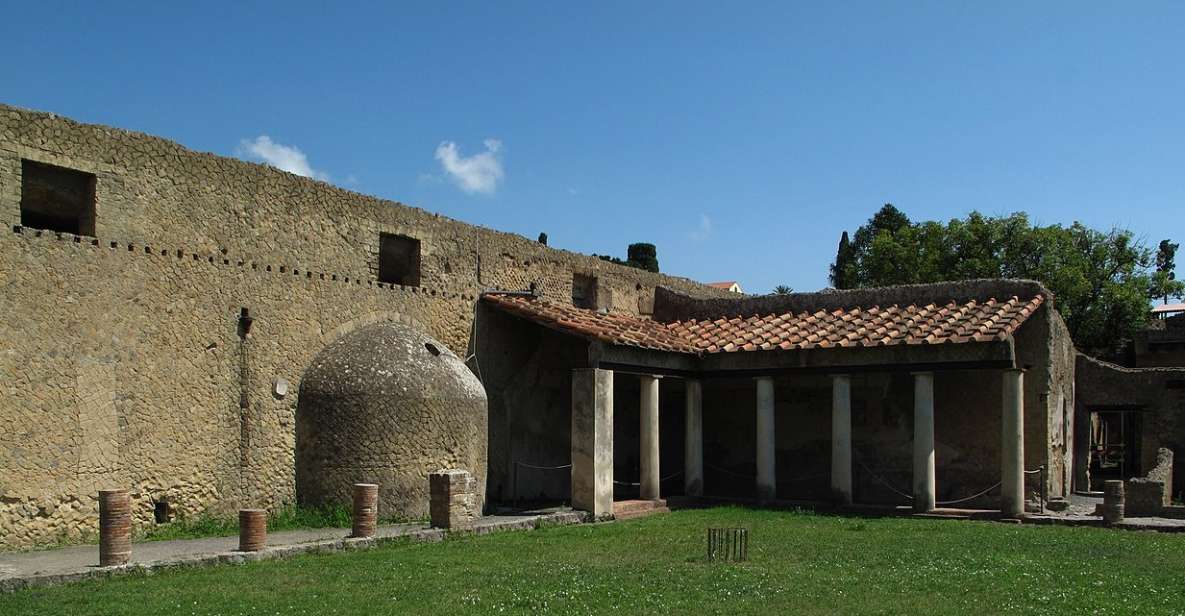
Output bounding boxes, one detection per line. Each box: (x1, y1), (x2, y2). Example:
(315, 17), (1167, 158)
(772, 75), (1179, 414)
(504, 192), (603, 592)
(98, 490), (132, 566)
(238, 509), (268, 551)
(430, 469), (479, 530)
(352, 483), (379, 538)
(1102, 480), (1125, 525)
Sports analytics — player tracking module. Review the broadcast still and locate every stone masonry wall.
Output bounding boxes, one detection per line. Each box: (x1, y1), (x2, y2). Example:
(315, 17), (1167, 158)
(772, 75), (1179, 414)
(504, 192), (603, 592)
(1075, 355), (1185, 502)
(0, 104), (730, 548)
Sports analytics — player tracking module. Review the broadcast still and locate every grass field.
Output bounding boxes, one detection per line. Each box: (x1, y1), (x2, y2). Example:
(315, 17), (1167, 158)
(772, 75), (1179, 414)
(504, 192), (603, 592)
(3, 506), (1183, 615)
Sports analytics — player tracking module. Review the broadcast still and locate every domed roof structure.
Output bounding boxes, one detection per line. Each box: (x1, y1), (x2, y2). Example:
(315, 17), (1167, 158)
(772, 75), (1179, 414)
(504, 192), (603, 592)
(295, 322), (487, 518)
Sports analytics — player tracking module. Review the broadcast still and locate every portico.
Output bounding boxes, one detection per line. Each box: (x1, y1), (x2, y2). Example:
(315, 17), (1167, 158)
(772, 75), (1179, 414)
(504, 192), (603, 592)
(482, 280), (1058, 519)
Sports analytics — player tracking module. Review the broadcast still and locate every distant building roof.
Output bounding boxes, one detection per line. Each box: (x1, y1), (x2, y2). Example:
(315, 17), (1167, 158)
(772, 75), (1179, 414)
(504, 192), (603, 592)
(1152, 303), (1185, 315)
(707, 281), (743, 293)
(482, 292), (1043, 355)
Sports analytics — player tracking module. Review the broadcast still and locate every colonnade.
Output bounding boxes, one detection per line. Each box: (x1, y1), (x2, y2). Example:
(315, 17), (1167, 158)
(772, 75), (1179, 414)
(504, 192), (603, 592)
(571, 367), (1026, 518)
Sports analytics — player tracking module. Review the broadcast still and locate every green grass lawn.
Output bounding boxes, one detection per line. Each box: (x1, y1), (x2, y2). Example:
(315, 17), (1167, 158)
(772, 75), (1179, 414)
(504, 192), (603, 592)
(3, 507), (1184, 615)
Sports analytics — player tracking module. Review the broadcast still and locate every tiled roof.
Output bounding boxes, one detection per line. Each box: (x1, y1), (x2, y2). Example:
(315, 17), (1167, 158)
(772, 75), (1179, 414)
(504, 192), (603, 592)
(482, 294), (700, 354)
(1152, 303), (1185, 314)
(483, 293), (1044, 356)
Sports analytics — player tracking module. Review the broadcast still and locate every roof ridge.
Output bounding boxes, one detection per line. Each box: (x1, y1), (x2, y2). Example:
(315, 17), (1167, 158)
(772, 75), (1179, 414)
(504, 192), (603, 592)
(482, 292), (1045, 357)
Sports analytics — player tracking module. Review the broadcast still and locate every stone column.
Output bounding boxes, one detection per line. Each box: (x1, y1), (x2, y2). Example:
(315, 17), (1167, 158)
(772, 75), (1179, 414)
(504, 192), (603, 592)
(1001, 369), (1025, 517)
(755, 377), (777, 502)
(572, 368), (614, 518)
(351, 483), (378, 538)
(684, 379), (704, 497)
(640, 375), (661, 500)
(913, 372), (936, 512)
(831, 375), (853, 505)
(238, 509), (267, 552)
(98, 490), (132, 567)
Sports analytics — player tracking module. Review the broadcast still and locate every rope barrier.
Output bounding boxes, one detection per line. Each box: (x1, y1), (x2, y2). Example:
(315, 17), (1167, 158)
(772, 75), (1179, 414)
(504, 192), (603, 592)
(513, 461), (572, 471)
(937, 482), (1001, 506)
(704, 462), (829, 486)
(854, 455), (1047, 506)
(704, 462), (756, 480)
(855, 458), (914, 501)
(613, 471), (684, 487)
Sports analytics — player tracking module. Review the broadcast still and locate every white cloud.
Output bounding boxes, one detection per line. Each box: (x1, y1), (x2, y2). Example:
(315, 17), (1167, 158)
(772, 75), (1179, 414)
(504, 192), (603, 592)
(434, 138), (504, 195)
(689, 214), (713, 241)
(238, 135), (328, 181)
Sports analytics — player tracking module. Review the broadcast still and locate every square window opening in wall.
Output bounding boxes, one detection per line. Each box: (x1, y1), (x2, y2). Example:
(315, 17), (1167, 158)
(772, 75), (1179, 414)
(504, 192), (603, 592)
(572, 273), (598, 309)
(378, 233), (421, 286)
(20, 160), (97, 236)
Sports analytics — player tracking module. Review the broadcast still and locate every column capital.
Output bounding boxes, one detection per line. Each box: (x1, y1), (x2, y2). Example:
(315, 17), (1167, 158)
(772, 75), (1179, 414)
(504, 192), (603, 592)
(910, 370), (934, 377)
(831, 373), (851, 380)
(1003, 367), (1026, 374)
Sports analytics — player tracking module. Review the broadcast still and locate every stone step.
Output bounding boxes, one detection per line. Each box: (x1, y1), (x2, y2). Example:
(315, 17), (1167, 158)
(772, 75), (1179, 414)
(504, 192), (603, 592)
(612, 499), (670, 520)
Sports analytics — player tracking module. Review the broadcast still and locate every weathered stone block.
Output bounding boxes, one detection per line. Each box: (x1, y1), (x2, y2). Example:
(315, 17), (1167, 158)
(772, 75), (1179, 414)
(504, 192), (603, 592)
(1125, 478), (1165, 517)
(429, 469), (479, 529)
(1147, 448), (1173, 506)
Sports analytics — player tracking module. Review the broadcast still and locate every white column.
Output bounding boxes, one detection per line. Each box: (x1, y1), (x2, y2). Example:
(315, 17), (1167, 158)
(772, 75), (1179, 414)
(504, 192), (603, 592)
(913, 372), (936, 512)
(684, 379), (703, 497)
(755, 377), (777, 502)
(571, 368), (613, 518)
(639, 375), (661, 501)
(1001, 369), (1025, 517)
(831, 374), (853, 505)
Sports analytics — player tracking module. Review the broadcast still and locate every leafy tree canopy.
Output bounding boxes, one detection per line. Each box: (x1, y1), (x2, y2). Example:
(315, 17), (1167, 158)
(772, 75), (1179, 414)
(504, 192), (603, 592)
(772, 285), (794, 295)
(831, 204), (1170, 355)
(1151, 239), (1184, 305)
(595, 243), (660, 273)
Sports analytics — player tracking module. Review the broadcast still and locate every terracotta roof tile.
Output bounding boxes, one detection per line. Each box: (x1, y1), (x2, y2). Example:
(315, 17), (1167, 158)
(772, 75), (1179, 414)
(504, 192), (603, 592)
(481, 294), (701, 354)
(482, 293), (1044, 356)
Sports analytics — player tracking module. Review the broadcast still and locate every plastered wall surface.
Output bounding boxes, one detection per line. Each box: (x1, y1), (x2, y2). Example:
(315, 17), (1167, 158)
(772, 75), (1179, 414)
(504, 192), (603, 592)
(0, 104), (728, 548)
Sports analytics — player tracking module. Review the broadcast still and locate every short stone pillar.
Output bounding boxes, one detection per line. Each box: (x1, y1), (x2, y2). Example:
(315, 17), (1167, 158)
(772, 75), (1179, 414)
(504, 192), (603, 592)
(430, 469), (479, 530)
(98, 490), (132, 566)
(1102, 480), (1125, 525)
(352, 483), (379, 538)
(238, 509), (268, 551)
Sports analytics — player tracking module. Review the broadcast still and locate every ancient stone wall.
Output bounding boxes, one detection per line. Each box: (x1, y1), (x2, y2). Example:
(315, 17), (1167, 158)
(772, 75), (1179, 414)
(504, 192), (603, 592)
(1013, 303), (1077, 499)
(0, 104), (728, 548)
(1075, 355), (1185, 502)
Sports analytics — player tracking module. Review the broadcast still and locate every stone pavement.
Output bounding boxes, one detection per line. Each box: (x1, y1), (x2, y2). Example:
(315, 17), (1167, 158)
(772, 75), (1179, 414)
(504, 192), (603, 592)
(0, 509), (588, 592)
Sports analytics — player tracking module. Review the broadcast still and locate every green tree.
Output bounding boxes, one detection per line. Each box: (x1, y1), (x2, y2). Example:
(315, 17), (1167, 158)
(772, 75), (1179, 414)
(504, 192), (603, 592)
(829, 231), (856, 289)
(773, 285), (794, 295)
(832, 207), (1159, 355)
(626, 243), (659, 273)
(1151, 239), (1184, 304)
(594, 243), (660, 273)
(537, 232), (548, 245)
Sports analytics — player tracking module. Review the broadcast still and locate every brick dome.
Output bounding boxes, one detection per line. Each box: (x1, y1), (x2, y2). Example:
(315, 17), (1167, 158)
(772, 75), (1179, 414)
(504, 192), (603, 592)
(295, 322), (487, 519)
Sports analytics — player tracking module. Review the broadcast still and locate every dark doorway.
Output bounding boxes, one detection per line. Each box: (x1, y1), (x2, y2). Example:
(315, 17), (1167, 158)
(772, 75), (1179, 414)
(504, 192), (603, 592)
(1087, 409), (1142, 491)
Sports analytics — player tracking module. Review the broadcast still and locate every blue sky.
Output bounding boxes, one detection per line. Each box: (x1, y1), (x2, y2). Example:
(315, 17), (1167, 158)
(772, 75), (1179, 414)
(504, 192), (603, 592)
(2, 2), (1182, 293)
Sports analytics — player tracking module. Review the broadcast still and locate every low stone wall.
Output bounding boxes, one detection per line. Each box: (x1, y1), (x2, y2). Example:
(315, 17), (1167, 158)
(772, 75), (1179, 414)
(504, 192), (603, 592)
(1126, 448), (1174, 517)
